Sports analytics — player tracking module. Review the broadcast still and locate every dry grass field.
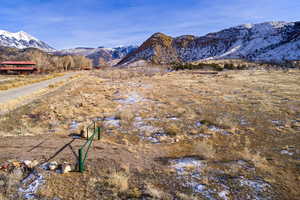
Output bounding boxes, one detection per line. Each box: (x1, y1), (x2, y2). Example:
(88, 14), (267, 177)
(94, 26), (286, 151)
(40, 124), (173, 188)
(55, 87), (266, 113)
(0, 73), (65, 91)
(0, 67), (299, 199)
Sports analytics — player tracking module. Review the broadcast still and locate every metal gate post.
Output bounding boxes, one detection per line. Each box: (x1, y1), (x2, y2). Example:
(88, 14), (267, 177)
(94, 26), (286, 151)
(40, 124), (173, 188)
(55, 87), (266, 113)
(78, 148), (84, 172)
(86, 127), (89, 141)
(97, 127), (101, 140)
(94, 121), (96, 134)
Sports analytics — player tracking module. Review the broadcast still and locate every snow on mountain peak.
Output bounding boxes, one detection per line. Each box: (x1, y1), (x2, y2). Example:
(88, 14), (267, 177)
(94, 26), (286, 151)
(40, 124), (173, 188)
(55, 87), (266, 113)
(0, 30), (55, 51)
(54, 45), (138, 66)
(238, 21), (289, 31)
(16, 30), (38, 41)
(118, 21), (300, 65)
(241, 24), (253, 29)
(0, 30), (10, 36)
(0, 30), (38, 42)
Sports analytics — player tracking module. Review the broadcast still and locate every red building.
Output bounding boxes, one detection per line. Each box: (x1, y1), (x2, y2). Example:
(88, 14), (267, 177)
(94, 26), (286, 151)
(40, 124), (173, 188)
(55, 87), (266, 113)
(0, 61), (37, 74)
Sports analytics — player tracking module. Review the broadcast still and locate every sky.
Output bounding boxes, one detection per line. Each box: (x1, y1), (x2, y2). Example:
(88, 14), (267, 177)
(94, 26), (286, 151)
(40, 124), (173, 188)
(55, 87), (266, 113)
(0, 0), (299, 50)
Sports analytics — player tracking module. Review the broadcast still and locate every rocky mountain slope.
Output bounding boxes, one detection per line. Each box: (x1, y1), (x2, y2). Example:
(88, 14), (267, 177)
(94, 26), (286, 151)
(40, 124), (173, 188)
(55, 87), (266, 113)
(0, 30), (55, 52)
(118, 21), (300, 66)
(55, 46), (137, 66)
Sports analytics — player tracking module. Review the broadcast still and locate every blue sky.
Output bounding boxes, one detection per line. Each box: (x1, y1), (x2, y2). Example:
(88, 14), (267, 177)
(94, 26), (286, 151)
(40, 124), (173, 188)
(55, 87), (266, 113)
(0, 0), (299, 49)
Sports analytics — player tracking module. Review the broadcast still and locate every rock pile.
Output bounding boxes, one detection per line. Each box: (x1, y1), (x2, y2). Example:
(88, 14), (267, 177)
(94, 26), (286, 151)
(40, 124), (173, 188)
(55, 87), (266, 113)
(0, 160), (73, 174)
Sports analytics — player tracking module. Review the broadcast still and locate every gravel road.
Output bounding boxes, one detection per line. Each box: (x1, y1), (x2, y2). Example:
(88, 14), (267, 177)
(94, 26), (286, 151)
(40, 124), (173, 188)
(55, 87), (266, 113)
(0, 73), (75, 104)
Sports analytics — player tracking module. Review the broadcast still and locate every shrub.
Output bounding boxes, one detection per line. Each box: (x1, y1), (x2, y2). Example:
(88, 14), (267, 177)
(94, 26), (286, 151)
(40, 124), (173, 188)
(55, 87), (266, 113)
(237, 65), (247, 70)
(170, 62), (224, 71)
(224, 63), (235, 70)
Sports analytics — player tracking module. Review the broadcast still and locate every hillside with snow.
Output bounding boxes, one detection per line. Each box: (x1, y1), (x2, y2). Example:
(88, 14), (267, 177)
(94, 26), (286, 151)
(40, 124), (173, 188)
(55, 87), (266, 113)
(0, 30), (55, 52)
(55, 46), (137, 66)
(118, 21), (300, 66)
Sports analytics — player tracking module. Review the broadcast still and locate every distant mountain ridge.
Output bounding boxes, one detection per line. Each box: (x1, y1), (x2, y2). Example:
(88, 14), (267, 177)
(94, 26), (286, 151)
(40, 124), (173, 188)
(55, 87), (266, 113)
(0, 30), (55, 52)
(0, 29), (137, 66)
(118, 21), (300, 66)
(55, 46), (138, 66)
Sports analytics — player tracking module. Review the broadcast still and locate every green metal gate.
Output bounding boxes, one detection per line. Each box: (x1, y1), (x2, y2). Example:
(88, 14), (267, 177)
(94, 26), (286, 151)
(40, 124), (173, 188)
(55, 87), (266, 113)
(78, 121), (101, 172)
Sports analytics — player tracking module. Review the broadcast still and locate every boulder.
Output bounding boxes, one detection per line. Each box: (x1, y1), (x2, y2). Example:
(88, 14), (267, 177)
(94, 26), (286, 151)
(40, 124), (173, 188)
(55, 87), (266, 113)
(23, 160), (32, 168)
(31, 160), (39, 168)
(48, 161), (58, 171)
(61, 164), (72, 174)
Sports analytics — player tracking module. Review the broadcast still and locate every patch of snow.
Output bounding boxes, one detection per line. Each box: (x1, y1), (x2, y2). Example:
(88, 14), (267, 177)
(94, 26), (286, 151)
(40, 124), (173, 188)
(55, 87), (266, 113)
(208, 125), (231, 135)
(71, 135), (81, 139)
(218, 40), (242, 58)
(167, 156), (273, 199)
(192, 133), (212, 138)
(133, 116), (168, 143)
(189, 183), (215, 199)
(271, 120), (285, 128)
(139, 125), (160, 133)
(195, 121), (203, 127)
(133, 117), (161, 133)
(280, 150), (294, 156)
(103, 117), (121, 128)
(139, 131), (168, 144)
(218, 190), (230, 200)
(166, 117), (179, 121)
(126, 60), (149, 67)
(239, 118), (249, 125)
(242, 23), (254, 29)
(69, 121), (79, 130)
(146, 117), (159, 121)
(239, 177), (271, 193)
(140, 136), (160, 144)
(19, 171), (45, 199)
(39, 163), (49, 170)
(170, 157), (206, 175)
(115, 92), (143, 104)
(193, 183), (206, 193)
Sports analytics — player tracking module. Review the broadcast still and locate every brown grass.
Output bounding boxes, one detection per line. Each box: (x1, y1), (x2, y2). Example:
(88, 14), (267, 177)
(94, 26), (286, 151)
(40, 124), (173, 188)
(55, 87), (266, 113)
(1, 67), (299, 199)
(0, 73), (65, 91)
(107, 172), (129, 192)
(145, 183), (172, 199)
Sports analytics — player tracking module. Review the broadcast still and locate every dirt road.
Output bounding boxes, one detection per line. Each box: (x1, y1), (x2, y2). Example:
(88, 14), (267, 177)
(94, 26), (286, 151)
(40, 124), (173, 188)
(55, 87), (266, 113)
(0, 73), (76, 104)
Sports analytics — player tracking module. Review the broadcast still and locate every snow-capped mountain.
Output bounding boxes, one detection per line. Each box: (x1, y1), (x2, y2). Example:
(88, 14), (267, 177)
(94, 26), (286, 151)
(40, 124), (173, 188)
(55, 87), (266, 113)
(55, 46), (137, 66)
(0, 30), (55, 52)
(118, 21), (300, 65)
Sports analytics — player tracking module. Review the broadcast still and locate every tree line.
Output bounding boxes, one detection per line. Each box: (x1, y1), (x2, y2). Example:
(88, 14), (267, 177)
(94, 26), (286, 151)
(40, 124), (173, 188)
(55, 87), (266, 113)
(0, 47), (93, 73)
